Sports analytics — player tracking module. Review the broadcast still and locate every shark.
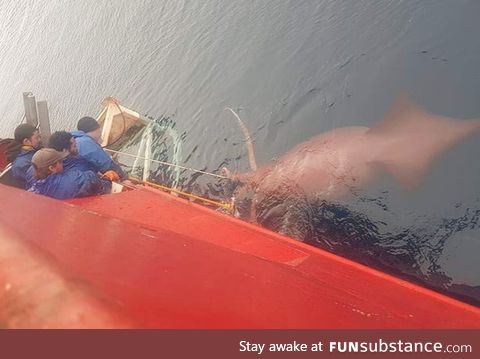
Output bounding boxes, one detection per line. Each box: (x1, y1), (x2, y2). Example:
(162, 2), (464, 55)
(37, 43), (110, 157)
(223, 96), (480, 227)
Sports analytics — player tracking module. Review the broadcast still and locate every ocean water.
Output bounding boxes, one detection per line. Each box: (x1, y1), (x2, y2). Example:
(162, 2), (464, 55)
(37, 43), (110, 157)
(1, 0), (479, 303)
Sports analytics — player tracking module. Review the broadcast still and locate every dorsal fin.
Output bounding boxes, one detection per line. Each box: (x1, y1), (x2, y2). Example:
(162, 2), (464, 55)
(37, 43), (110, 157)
(368, 94), (445, 136)
(368, 94), (480, 188)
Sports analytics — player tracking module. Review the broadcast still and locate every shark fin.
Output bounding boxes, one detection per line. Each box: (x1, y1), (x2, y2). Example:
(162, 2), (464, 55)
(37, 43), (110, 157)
(368, 94), (480, 188)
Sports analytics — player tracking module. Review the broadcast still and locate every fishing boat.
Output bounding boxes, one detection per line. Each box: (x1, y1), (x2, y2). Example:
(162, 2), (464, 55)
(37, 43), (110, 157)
(0, 97), (479, 328)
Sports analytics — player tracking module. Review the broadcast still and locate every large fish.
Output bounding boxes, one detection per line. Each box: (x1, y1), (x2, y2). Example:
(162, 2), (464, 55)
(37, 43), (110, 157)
(224, 97), (480, 222)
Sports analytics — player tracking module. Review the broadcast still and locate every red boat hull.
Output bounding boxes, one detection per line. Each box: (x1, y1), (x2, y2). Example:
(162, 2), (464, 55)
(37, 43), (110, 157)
(0, 184), (479, 328)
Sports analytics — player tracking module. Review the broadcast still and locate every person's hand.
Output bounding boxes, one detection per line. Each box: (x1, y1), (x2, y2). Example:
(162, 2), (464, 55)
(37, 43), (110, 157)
(121, 179), (134, 187)
(101, 170), (120, 182)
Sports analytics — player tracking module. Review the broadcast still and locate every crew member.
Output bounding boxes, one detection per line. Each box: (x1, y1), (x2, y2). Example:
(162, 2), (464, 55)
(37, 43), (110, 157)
(28, 148), (112, 200)
(71, 117), (126, 181)
(7, 124), (42, 188)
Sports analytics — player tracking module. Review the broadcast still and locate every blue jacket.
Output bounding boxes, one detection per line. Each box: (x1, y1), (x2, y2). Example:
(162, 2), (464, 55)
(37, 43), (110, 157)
(28, 169), (112, 200)
(11, 148), (36, 189)
(71, 131), (126, 179)
(63, 154), (96, 172)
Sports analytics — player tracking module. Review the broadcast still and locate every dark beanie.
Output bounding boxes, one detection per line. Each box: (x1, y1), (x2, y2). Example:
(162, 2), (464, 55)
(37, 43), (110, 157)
(77, 117), (100, 133)
(14, 124), (37, 143)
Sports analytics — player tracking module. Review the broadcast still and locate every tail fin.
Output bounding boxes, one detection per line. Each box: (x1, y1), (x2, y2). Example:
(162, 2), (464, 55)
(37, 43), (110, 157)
(225, 108), (258, 171)
(368, 95), (480, 188)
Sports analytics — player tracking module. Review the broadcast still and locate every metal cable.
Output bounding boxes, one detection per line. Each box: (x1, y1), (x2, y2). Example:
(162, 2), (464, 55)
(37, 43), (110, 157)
(105, 148), (227, 179)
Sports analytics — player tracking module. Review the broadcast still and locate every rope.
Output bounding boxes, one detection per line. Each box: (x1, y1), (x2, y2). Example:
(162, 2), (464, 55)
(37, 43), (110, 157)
(105, 148), (227, 179)
(129, 176), (232, 210)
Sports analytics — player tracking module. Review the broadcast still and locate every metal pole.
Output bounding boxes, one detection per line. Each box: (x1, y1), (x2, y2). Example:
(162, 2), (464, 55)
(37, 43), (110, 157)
(22, 92), (38, 127)
(37, 101), (51, 144)
(144, 124), (153, 182)
(132, 125), (147, 176)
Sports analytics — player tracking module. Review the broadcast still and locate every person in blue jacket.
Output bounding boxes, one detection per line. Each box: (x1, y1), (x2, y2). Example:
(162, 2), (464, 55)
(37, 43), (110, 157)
(48, 131), (95, 172)
(71, 117), (127, 180)
(6, 124), (42, 189)
(28, 148), (112, 200)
